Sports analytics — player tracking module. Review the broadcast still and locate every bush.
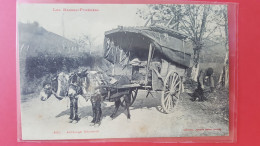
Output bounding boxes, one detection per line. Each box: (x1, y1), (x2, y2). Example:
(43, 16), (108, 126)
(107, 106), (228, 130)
(21, 52), (106, 95)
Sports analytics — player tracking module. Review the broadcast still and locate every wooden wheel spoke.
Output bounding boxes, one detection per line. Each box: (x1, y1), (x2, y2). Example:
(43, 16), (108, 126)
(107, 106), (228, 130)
(169, 74), (174, 87)
(165, 91), (170, 94)
(164, 99), (167, 108)
(168, 76), (171, 87)
(164, 93), (170, 101)
(170, 74), (176, 87)
(163, 96), (168, 106)
(173, 73), (178, 83)
(173, 94), (178, 100)
(164, 94), (169, 106)
(165, 98), (169, 109)
(171, 80), (180, 92)
(170, 75), (179, 91)
(168, 95), (172, 109)
(168, 98), (172, 110)
(165, 94), (174, 110)
(174, 89), (180, 95)
(169, 97), (173, 110)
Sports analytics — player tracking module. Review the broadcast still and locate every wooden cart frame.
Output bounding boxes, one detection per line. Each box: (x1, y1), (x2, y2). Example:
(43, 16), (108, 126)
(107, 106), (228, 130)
(103, 26), (192, 113)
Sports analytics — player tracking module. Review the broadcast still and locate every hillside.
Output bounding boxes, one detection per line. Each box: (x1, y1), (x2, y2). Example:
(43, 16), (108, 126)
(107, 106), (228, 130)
(18, 22), (81, 57)
(18, 22), (111, 95)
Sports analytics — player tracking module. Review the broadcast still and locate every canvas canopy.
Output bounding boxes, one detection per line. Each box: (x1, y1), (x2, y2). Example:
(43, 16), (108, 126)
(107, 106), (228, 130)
(104, 26), (191, 68)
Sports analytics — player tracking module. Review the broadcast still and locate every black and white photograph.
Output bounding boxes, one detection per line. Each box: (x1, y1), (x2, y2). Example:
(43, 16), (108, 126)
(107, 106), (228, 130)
(18, 4), (230, 140)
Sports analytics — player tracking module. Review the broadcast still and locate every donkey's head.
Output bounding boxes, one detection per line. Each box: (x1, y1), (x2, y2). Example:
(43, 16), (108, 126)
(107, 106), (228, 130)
(40, 73), (59, 101)
(40, 72), (69, 101)
(40, 81), (55, 101)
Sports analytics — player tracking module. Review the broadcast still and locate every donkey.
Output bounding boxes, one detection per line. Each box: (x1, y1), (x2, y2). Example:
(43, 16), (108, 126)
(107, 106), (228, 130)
(87, 71), (133, 125)
(67, 70), (90, 122)
(40, 70), (90, 122)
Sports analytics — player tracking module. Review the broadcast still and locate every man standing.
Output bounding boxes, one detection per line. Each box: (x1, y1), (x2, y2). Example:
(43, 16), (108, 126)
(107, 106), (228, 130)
(68, 73), (83, 122)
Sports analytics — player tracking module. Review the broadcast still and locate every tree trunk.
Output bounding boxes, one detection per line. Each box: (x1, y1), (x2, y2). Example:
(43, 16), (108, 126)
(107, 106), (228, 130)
(191, 46), (201, 81)
(190, 5), (210, 81)
(223, 7), (229, 88)
(218, 51), (229, 88)
(218, 6), (229, 88)
(191, 63), (200, 81)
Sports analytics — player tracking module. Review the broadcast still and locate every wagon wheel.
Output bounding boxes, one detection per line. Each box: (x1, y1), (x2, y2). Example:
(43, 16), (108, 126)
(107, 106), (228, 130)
(121, 88), (138, 107)
(161, 71), (181, 114)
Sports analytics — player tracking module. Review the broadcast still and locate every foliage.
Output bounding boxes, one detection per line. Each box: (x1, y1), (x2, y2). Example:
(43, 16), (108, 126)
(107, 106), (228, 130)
(137, 4), (228, 62)
(72, 35), (92, 52)
(20, 53), (106, 95)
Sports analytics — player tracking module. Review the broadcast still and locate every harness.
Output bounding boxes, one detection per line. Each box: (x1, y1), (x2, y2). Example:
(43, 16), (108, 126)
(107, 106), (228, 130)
(68, 73), (85, 98)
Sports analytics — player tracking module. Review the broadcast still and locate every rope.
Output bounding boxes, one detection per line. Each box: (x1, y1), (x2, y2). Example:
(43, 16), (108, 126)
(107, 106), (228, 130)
(66, 96), (69, 109)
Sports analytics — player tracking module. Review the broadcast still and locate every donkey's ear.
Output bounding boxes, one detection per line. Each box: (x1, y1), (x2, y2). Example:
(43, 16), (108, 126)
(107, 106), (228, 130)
(68, 72), (74, 77)
(52, 75), (58, 81)
(83, 69), (88, 75)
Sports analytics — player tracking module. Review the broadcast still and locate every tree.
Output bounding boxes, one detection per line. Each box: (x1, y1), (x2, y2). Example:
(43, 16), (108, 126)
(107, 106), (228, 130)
(137, 5), (184, 30)
(215, 6), (229, 88)
(137, 4), (227, 80)
(72, 35), (92, 53)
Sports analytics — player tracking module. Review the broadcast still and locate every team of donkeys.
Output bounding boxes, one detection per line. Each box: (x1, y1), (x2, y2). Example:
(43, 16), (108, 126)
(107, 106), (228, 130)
(40, 69), (134, 125)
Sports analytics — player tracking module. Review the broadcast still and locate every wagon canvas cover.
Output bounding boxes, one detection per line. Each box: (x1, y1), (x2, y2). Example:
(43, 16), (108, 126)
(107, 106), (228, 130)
(17, 3), (230, 141)
(104, 26), (191, 68)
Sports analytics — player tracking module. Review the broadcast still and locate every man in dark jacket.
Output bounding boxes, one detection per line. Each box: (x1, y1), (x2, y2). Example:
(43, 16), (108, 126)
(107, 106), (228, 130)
(191, 67), (215, 102)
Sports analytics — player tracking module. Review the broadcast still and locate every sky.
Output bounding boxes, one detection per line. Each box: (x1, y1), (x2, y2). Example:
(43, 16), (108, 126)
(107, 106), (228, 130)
(18, 4), (147, 47)
(17, 4), (227, 50)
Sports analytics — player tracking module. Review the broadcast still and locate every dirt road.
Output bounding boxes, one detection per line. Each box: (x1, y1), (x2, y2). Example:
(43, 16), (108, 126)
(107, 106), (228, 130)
(20, 90), (229, 140)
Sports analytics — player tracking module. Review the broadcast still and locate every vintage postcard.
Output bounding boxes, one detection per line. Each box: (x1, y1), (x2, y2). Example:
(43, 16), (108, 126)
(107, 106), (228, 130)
(17, 3), (230, 140)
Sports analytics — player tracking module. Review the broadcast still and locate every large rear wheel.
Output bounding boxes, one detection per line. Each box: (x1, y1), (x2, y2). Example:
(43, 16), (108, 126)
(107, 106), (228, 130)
(161, 71), (181, 113)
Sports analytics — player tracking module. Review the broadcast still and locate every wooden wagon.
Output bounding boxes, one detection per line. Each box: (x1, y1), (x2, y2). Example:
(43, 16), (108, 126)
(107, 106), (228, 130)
(103, 26), (191, 113)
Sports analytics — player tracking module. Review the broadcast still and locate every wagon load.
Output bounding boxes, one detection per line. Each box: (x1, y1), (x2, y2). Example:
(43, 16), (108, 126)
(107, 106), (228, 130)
(103, 26), (192, 113)
(87, 71), (136, 102)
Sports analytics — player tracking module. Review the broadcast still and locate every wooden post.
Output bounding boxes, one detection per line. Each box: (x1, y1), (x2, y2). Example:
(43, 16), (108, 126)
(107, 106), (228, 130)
(182, 39), (185, 60)
(144, 13), (155, 26)
(145, 44), (153, 85)
(166, 16), (174, 27)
